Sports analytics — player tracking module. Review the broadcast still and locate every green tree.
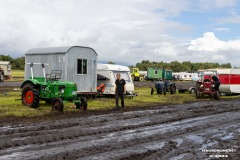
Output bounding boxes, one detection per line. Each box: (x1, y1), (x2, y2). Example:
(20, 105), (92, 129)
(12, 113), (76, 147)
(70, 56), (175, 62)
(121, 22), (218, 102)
(133, 60), (232, 72)
(108, 61), (115, 64)
(11, 57), (25, 70)
(0, 55), (13, 61)
(0, 55), (25, 70)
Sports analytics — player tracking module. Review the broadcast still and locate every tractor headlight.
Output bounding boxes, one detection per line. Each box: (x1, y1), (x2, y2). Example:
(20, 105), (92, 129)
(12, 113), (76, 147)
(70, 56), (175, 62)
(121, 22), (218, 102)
(212, 84), (215, 87)
(60, 88), (65, 93)
(200, 84), (203, 87)
(72, 91), (77, 95)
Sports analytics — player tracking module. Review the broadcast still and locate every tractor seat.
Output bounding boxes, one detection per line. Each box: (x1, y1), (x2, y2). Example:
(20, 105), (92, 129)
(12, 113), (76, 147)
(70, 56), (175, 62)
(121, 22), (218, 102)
(46, 70), (62, 80)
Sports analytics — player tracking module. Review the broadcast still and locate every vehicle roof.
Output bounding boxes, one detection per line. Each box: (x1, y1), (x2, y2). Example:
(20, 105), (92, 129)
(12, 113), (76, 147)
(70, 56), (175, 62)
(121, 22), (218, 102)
(0, 61), (10, 65)
(173, 72), (192, 75)
(26, 46), (98, 55)
(97, 63), (130, 72)
(214, 69), (231, 74)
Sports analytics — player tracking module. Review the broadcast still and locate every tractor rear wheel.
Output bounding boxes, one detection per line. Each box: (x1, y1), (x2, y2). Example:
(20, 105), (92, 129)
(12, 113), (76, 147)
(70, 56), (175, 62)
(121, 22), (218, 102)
(150, 88), (154, 95)
(163, 88), (166, 95)
(22, 85), (39, 108)
(81, 97), (87, 110)
(170, 86), (176, 94)
(139, 77), (144, 81)
(52, 98), (64, 112)
(0, 72), (4, 82)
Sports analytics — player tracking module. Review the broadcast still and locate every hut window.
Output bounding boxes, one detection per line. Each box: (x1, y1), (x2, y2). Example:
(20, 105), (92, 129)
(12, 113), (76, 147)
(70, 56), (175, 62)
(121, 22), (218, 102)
(155, 70), (158, 75)
(77, 59), (87, 74)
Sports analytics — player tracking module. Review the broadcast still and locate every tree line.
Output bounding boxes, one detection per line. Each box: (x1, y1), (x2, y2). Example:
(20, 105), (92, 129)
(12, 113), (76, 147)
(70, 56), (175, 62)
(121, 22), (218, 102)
(1, 55), (232, 72)
(129, 60), (232, 72)
(0, 55), (25, 70)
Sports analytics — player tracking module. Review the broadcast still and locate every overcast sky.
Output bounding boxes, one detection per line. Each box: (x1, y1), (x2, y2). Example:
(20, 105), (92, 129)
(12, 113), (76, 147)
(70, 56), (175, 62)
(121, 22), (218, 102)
(1, 0), (240, 66)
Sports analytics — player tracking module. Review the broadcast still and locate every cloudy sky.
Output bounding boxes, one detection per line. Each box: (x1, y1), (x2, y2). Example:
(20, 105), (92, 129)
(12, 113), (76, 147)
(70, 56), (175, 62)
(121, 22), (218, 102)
(1, 0), (240, 66)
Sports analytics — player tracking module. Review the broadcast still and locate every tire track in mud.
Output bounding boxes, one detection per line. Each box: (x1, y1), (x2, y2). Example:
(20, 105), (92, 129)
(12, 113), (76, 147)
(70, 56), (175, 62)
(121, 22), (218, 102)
(0, 101), (239, 147)
(0, 100), (239, 136)
(0, 99), (239, 160)
(0, 82), (21, 87)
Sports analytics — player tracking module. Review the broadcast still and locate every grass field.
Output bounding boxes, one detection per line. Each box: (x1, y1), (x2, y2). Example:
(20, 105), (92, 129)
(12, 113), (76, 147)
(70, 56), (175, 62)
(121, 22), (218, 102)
(0, 86), (239, 119)
(10, 70), (24, 82)
(0, 87), (196, 118)
(11, 70), (24, 77)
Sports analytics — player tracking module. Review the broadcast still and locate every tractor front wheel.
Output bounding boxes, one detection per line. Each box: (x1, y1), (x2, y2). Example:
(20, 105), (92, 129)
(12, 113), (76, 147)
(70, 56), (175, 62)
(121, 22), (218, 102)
(52, 98), (64, 112)
(22, 85), (39, 108)
(131, 77), (134, 81)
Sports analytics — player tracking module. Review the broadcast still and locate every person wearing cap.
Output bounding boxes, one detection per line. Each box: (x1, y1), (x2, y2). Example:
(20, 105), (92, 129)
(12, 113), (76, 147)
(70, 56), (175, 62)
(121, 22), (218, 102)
(211, 75), (220, 91)
(114, 73), (126, 109)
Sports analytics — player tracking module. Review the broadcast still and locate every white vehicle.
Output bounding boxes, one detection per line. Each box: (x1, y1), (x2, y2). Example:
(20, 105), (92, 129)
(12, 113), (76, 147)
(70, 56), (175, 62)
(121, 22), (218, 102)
(196, 68), (240, 94)
(206, 69), (240, 94)
(0, 61), (11, 82)
(173, 72), (200, 81)
(97, 63), (134, 95)
(191, 73), (199, 81)
(173, 72), (192, 81)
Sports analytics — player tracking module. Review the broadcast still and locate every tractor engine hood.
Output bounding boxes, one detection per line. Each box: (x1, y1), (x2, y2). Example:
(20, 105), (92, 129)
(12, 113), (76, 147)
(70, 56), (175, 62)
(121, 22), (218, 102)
(55, 81), (77, 87)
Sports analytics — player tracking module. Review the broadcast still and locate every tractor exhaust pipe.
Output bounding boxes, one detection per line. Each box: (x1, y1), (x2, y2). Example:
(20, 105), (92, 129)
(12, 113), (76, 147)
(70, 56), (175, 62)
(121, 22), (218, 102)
(30, 63), (33, 79)
(26, 63), (50, 80)
(42, 64), (46, 82)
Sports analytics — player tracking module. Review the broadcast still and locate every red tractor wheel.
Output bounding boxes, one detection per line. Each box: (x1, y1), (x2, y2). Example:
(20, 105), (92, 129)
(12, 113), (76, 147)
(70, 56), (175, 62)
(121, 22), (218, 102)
(52, 98), (64, 112)
(22, 85), (39, 108)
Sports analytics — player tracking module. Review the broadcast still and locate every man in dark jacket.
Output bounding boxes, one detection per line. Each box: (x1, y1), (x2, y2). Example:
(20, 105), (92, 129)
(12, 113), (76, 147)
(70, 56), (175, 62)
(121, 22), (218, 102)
(212, 75), (220, 91)
(114, 73), (126, 109)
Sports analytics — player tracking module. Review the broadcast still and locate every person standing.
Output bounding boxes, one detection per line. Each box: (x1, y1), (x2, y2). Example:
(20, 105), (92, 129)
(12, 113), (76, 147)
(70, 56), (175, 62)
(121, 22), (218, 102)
(211, 75), (221, 91)
(114, 73), (126, 109)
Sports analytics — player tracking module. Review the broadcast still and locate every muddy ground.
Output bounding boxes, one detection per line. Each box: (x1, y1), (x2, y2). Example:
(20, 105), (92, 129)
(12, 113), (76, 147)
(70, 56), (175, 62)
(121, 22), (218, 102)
(0, 82), (21, 87)
(0, 98), (239, 160)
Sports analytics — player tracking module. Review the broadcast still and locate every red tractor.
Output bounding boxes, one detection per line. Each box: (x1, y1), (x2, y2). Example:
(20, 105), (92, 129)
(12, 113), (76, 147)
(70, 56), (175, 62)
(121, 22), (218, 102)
(195, 73), (220, 100)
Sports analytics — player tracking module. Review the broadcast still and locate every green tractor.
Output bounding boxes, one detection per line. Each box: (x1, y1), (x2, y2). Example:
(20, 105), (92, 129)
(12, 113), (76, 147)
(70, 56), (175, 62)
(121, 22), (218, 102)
(131, 68), (144, 81)
(20, 63), (87, 111)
